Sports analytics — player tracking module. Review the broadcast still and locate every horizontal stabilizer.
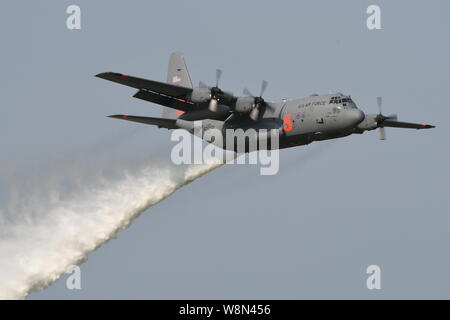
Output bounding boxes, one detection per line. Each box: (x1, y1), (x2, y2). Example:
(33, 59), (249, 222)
(96, 72), (192, 98)
(382, 120), (435, 130)
(108, 114), (178, 129)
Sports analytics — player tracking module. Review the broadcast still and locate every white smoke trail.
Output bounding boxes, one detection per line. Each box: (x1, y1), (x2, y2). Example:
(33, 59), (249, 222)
(0, 158), (224, 299)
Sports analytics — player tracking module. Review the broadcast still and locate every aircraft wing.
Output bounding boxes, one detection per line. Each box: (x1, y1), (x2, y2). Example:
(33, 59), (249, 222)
(382, 120), (435, 130)
(96, 72), (192, 98)
(108, 114), (178, 129)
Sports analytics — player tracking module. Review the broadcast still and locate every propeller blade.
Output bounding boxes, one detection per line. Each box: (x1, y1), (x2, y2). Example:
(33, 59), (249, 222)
(215, 69), (222, 87)
(376, 96), (382, 114)
(259, 80), (268, 97)
(387, 113), (398, 121)
(379, 126), (386, 140)
(249, 106), (260, 121)
(265, 102), (276, 111)
(199, 81), (208, 88)
(243, 88), (254, 97)
(209, 98), (218, 112)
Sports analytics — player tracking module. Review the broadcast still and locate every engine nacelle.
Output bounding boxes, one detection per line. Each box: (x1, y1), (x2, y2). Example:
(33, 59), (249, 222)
(357, 114), (378, 131)
(188, 87), (212, 104)
(234, 96), (254, 113)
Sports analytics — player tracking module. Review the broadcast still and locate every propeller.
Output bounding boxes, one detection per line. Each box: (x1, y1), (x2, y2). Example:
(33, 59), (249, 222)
(243, 88), (253, 97)
(375, 96), (397, 140)
(208, 69), (223, 112)
(215, 69), (222, 87)
(243, 80), (274, 121)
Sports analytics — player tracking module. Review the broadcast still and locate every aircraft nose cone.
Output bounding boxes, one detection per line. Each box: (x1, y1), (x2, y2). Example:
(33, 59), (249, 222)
(350, 109), (365, 124)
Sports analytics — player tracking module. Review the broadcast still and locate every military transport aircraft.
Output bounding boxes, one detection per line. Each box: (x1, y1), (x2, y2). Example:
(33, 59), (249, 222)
(96, 52), (434, 150)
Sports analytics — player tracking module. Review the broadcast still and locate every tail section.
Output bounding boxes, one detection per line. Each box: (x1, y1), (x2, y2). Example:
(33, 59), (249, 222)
(163, 52), (193, 119)
(167, 52), (193, 88)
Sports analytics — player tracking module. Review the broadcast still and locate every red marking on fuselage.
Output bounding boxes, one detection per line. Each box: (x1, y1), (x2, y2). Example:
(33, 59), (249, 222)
(176, 110), (184, 115)
(283, 114), (293, 132)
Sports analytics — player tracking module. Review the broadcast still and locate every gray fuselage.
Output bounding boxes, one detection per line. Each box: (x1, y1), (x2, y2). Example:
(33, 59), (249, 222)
(177, 92), (367, 151)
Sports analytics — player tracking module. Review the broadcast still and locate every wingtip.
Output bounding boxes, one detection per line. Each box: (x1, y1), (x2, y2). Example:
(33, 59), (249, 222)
(96, 72), (132, 79)
(108, 114), (129, 119)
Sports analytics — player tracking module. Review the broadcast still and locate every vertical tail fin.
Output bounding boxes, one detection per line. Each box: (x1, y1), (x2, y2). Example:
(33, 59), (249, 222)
(167, 52), (193, 88)
(162, 52), (193, 119)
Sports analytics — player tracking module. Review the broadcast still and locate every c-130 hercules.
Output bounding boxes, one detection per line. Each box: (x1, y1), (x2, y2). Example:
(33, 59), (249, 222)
(96, 52), (434, 151)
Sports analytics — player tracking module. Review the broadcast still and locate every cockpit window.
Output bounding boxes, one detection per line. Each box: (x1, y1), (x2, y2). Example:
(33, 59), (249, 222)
(330, 97), (339, 104)
(330, 96), (357, 108)
(345, 97), (356, 108)
(330, 97), (345, 104)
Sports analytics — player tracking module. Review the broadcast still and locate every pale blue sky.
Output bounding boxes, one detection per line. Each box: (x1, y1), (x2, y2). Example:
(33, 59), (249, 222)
(1, 0), (449, 299)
